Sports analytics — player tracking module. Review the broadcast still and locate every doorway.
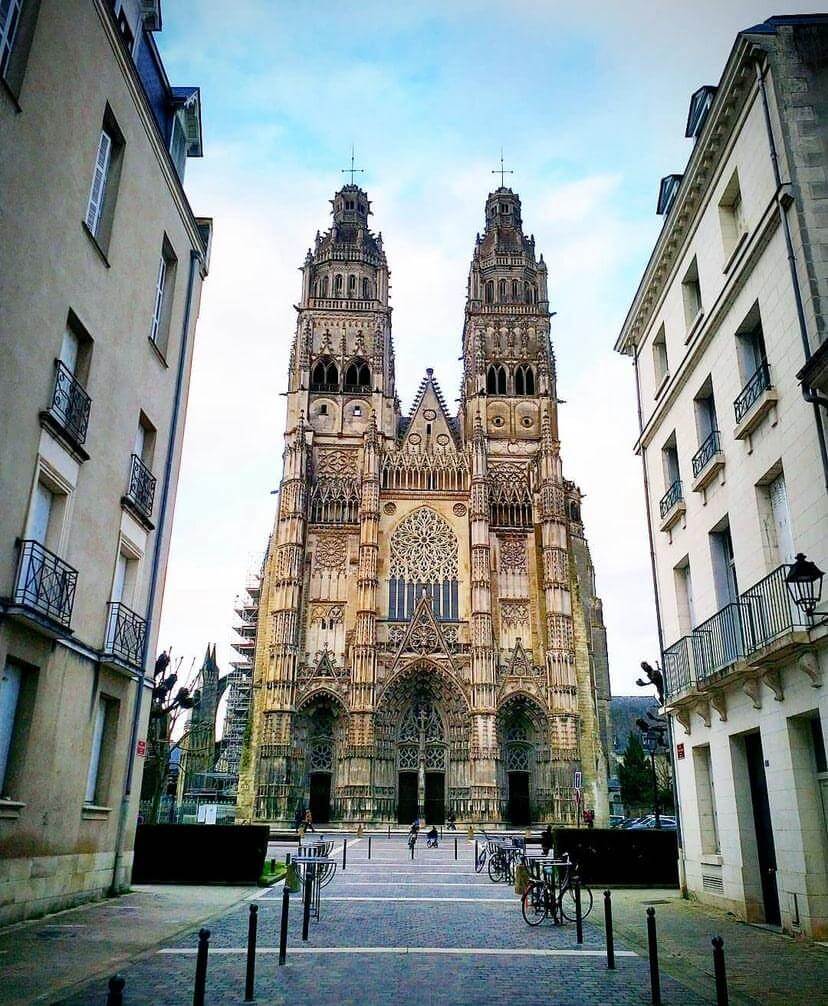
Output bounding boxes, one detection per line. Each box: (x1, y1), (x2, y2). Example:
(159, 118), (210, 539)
(309, 772), (331, 823)
(425, 772), (445, 824)
(398, 771), (418, 824)
(744, 732), (780, 925)
(508, 772), (530, 825)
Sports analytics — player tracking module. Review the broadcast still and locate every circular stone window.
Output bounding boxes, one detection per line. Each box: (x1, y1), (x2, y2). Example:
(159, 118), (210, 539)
(423, 409), (437, 421)
(492, 416), (505, 428)
(452, 503), (467, 517)
(383, 502), (397, 515)
(436, 433), (449, 446)
(408, 432), (422, 445)
(521, 416), (533, 428)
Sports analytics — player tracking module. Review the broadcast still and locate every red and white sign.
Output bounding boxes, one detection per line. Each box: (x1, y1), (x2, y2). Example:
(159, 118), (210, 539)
(136, 739), (147, 757)
(676, 742), (685, 760)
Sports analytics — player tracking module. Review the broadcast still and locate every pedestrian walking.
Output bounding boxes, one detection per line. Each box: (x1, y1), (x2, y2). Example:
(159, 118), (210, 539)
(447, 811), (457, 831)
(304, 809), (316, 833)
(426, 826), (439, 848)
(540, 824), (553, 856)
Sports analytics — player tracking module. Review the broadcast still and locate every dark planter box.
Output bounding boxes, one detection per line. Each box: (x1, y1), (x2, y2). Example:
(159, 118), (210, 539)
(552, 828), (678, 886)
(133, 824), (269, 884)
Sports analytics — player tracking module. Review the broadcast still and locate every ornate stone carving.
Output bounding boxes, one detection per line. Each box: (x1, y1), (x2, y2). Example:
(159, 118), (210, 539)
(499, 535), (528, 573)
(310, 604), (344, 625)
(315, 534), (348, 571)
(383, 501), (397, 515)
(547, 614), (574, 652)
(390, 507), (458, 582)
(452, 502), (467, 517)
(500, 600), (529, 629)
(316, 448), (358, 476)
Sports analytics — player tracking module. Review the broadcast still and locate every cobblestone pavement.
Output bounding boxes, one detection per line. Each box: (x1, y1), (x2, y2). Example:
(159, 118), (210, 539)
(56, 836), (713, 1006)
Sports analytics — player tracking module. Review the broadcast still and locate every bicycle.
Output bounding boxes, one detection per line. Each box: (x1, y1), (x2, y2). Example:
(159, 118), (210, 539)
(520, 858), (593, 926)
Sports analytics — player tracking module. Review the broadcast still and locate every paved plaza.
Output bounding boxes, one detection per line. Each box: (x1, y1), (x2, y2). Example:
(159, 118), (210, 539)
(52, 835), (713, 1006)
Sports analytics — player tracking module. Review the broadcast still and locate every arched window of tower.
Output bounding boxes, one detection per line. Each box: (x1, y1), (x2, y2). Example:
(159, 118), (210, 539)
(515, 365), (535, 396)
(344, 357), (371, 392)
(512, 279), (519, 301)
(498, 279), (507, 302)
(485, 280), (494, 304)
(348, 274), (356, 296)
(311, 357), (339, 392)
(334, 274), (343, 296)
(362, 277), (372, 299)
(487, 363), (507, 396)
(321, 276), (329, 297)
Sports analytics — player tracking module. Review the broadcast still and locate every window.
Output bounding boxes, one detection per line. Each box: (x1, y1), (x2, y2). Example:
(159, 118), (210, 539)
(353, 405), (362, 417)
(25, 467), (70, 555)
(344, 358), (370, 391)
(1, 0), (38, 97)
(149, 238), (178, 354)
(0, 659), (36, 801)
(485, 281), (494, 304)
(111, 543), (138, 608)
(710, 521), (738, 605)
(333, 274), (343, 296)
(674, 559), (696, 633)
(486, 363), (507, 395)
(84, 695), (119, 806)
(661, 432), (680, 491)
(735, 306), (767, 383)
(757, 470), (795, 567)
(681, 257), (702, 330)
(512, 280), (519, 300)
(652, 324), (669, 388)
(134, 414), (156, 468)
(514, 365), (535, 396)
(719, 169), (747, 261)
(84, 108), (125, 254)
(498, 279), (507, 302)
(693, 745), (720, 855)
(311, 357), (338, 391)
(348, 274), (356, 296)
(362, 277), (371, 299)
(693, 378), (718, 444)
(319, 403), (328, 416)
(320, 276), (329, 297)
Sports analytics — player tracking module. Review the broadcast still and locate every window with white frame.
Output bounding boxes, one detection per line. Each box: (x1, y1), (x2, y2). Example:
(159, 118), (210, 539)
(681, 257), (702, 330)
(0, 0), (22, 80)
(149, 238), (178, 354)
(652, 324), (669, 389)
(84, 695), (119, 806)
(86, 130), (113, 238)
(0, 660), (22, 796)
(0, 0), (38, 96)
(84, 108), (125, 253)
(718, 169), (747, 261)
(693, 744), (720, 855)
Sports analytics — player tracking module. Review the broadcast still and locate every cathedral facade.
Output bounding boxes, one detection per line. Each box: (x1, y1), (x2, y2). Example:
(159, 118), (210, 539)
(237, 184), (611, 826)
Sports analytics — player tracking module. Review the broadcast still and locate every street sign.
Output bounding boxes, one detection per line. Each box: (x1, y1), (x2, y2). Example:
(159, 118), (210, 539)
(676, 742), (685, 760)
(574, 770), (582, 789)
(136, 739), (146, 757)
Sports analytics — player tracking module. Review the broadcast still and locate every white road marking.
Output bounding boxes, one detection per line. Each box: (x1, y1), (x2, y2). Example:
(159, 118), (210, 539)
(158, 946), (637, 957)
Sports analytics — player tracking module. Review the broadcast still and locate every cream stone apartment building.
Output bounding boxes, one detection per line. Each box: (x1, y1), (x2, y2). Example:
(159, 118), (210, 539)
(616, 15), (828, 938)
(0, 0), (210, 924)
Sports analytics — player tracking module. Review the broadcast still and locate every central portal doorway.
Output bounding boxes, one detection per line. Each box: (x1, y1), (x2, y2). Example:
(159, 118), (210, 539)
(309, 772), (331, 823)
(398, 771), (418, 823)
(425, 772), (445, 824)
(508, 771), (530, 825)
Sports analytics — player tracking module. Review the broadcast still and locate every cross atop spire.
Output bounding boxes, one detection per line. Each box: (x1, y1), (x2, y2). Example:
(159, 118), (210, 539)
(341, 145), (365, 185)
(492, 148), (514, 188)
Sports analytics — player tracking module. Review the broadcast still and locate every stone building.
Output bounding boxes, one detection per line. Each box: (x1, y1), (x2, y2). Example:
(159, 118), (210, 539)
(238, 183), (610, 827)
(615, 15), (828, 937)
(0, 0), (209, 923)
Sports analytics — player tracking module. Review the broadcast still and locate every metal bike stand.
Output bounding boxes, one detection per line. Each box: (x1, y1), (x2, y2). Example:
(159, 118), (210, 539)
(293, 855), (336, 922)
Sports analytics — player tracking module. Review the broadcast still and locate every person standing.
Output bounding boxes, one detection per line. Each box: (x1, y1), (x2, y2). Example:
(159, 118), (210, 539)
(304, 809), (316, 833)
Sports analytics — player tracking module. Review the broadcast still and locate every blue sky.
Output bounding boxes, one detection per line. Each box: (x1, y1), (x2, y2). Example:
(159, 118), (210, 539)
(156, 1), (805, 695)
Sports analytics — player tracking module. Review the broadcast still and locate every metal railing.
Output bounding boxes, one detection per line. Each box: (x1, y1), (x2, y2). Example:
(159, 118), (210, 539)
(691, 430), (721, 479)
(659, 478), (683, 520)
(125, 454), (157, 522)
(310, 382), (339, 393)
(343, 383), (371, 394)
(693, 602), (750, 682)
(740, 564), (808, 648)
(734, 359), (771, 424)
(49, 360), (91, 445)
(11, 539), (78, 630)
(103, 601), (147, 667)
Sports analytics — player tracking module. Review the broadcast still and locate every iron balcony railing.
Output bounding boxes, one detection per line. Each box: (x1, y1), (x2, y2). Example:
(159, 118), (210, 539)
(11, 539), (78, 630)
(343, 383), (371, 394)
(309, 381), (339, 393)
(125, 454), (157, 522)
(692, 430), (721, 479)
(49, 360), (91, 445)
(734, 359), (771, 424)
(659, 478), (683, 520)
(664, 562), (812, 699)
(740, 564), (808, 648)
(103, 601), (146, 667)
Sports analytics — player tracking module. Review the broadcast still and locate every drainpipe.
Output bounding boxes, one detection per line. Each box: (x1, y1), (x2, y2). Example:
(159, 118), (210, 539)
(110, 249), (203, 895)
(632, 347), (685, 889)
(754, 57), (828, 491)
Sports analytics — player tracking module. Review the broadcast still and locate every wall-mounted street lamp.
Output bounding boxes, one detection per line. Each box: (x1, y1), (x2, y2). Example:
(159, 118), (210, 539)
(636, 715), (667, 830)
(785, 553), (825, 619)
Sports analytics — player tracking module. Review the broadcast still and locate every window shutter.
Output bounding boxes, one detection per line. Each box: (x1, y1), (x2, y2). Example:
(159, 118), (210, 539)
(85, 130), (112, 236)
(150, 255), (167, 342)
(0, 0), (22, 78)
(769, 474), (795, 564)
(0, 661), (22, 792)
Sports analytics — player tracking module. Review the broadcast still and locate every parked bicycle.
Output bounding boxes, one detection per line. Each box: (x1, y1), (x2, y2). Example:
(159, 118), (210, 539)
(520, 857), (593, 926)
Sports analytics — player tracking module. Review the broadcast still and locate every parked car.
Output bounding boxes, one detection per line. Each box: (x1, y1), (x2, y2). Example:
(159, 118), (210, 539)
(608, 815), (625, 828)
(628, 814), (677, 831)
(619, 816), (647, 829)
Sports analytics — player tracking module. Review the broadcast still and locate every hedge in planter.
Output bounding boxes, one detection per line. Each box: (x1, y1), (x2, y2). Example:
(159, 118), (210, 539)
(552, 828), (678, 886)
(132, 824), (270, 884)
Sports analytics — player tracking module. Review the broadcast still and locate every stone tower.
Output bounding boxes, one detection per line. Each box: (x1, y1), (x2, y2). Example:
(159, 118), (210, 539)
(237, 183), (611, 827)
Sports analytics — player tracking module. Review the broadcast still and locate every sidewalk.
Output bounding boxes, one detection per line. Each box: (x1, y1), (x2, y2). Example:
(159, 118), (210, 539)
(605, 887), (828, 1005)
(0, 884), (254, 1005)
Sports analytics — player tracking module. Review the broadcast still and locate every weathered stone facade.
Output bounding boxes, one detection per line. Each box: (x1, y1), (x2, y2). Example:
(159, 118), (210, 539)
(237, 184), (611, 826)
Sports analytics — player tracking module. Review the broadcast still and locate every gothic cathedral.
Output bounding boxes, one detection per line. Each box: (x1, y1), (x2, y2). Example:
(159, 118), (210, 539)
(237, 184), (611, 827)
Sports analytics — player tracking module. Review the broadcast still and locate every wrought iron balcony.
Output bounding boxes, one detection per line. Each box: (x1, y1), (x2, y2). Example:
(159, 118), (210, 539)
(10, 539), (77, 631)
(734, 359), (771, 424)
(123, 454), (157, 525)
(659, 478), (683, 520)
(692, 430), (721, 479)
(740, 564), (809, 651)
(48, 360), (91, 446)
(694, 602), (750, 682)
(343, 383), (371, 394)
(103, 601), (146, 668)
(310, 381), (339, 393)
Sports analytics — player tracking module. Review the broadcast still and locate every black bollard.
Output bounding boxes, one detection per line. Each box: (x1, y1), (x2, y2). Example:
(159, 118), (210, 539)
(270, 857), (276, 872)
(646, 907), (661, 1006)
(474, 839), (478, 868)
(410, 840), (414, 860)
(603, 891), (615, 969)
(574, 873), (583, 945)
(285, 851), (291, 867)
(388, 823), (391, 838)
(193, 928), (210, 1006)
(343, 838), (347, 872)
(244, 904), (258, 1001)
(302, 864), (313, 941)
(368, 835), (372, 860)
(454, 837), (458, 860)
(106, 975), (125, 1006)
(712, 936), (728, 1005)
(278, 884), (290, 966)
